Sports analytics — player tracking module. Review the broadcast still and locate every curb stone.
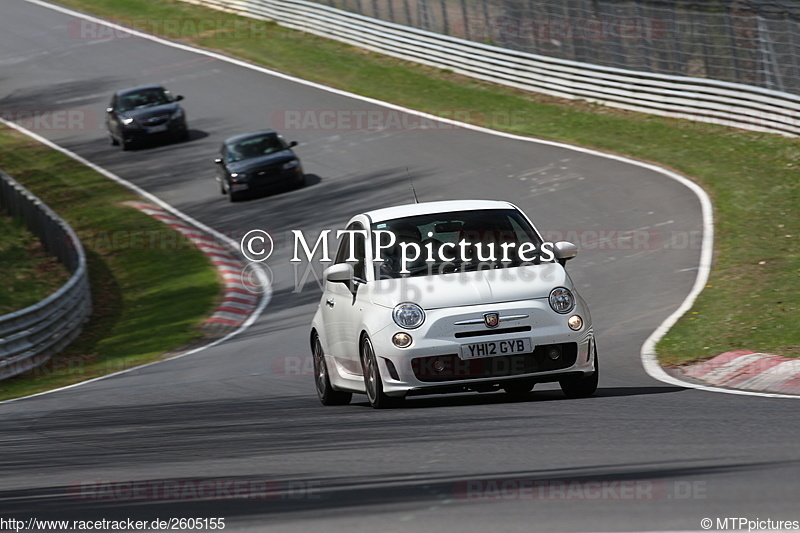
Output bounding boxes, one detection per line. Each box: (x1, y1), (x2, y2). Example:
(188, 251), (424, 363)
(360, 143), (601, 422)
(680, 350), (800, 396)
(127, 202), (258, 336)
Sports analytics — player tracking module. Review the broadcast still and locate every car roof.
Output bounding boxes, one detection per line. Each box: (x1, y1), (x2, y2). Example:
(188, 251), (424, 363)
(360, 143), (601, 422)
(116, 84), (167, 96)
(223, 130), (279, 145)
(365, 200), (517, 224)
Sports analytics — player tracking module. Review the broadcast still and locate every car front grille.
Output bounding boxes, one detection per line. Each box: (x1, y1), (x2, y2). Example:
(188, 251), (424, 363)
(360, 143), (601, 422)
(411, 342), (577, 382)
(252, 164), (283, 179)
(454, 326), (531, 338)
(141, 115), (170, 126)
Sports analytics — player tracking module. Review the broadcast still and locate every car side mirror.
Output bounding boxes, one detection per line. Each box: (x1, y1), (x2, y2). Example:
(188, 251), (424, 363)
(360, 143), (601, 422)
(289, 141), (298, 148)
(174, 95), (184, 101)
(324, 263), (353, 284)
(554, 241), (578, 266)
(213, 158), (224, 165)
(106, 107), (114, 113)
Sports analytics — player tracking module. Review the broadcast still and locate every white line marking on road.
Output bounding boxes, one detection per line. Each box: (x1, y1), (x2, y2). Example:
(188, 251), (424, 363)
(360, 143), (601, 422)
(0, 115), (271, 405)
(12, 0), (797, 400)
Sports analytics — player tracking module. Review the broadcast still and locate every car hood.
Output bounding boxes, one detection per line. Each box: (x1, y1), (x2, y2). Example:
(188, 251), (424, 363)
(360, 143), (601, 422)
(369, 264), (570, 309)
(122, 103), (180, 121)
(225, 151), (296, 173)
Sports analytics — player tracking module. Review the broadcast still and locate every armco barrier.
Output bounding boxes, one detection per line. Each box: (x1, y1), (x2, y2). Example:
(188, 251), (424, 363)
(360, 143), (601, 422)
(0, 170), (91, 380)
(182, 0), (800, 136)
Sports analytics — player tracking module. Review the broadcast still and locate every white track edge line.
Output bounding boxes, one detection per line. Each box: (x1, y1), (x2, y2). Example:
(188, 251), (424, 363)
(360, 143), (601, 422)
(11, 0), (797, 400)
(0, 116), (271, 405)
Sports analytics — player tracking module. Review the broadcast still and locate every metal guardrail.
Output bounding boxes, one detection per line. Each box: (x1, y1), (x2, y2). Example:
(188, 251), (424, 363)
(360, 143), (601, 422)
(184, 0), (800, 136)
(0, 170), (91, 380)
(318, 0), (800, 98)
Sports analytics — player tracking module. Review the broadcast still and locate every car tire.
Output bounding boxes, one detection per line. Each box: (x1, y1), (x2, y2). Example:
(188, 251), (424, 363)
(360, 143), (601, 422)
(120, 137), (133, 151)
(503, 380), (535, 397)
(312, 334), (352, 406)
(559, 344), (599, 399)
(361, 336), (404, 409)
(229, 190), (243, 202)
(110, 134), (119, 146)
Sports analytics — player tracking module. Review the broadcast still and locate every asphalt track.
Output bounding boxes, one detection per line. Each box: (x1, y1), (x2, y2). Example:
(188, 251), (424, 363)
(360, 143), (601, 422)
(1, 1), (799, 531)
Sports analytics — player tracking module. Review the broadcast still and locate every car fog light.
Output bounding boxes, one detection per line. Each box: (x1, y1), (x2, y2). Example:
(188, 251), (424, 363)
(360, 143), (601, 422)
(568, 315), (583, 331)
(392, 332), (412, 348)
(433, 359), (446, 372)
(548, 347), (561, 360)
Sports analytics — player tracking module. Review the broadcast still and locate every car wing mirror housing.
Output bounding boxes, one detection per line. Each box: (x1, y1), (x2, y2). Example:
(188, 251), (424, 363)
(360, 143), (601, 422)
(174, 95), (184, 101)
(289, 141), (298, 148)
(324, 263), (354, 284)
(214, 158), (224, 165)
(554, 241), (578, 266)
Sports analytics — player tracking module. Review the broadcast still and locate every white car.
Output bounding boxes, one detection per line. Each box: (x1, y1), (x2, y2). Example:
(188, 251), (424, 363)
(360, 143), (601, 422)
(310, 200), (598, 408)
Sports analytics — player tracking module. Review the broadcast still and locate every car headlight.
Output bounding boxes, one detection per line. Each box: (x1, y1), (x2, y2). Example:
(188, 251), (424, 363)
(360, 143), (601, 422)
(282, 160), (299, 170)
(121, 117), (135, 126)
(393, 302), (425, 329)
(230, 172), (249, 182)
(549, 287), (575, 314)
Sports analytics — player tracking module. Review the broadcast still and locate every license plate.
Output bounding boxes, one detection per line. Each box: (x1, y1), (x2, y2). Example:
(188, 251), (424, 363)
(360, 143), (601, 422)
(459, 338), (532, 360)
(146, 124), (168, 134)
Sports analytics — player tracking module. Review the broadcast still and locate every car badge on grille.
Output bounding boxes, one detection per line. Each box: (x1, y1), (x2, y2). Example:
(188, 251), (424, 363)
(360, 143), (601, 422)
(483, 312), (499, 328)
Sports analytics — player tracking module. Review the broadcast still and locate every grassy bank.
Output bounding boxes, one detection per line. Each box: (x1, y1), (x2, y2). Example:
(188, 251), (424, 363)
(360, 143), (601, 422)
(0, 209), (70, 315)
(32, 0), (800, 364)
(0, 128), (221, 400)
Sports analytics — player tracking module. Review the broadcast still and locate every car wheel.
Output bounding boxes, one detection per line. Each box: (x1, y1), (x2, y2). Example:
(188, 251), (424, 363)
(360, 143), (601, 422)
(312, 334), (351, 406)
(110, 134), (119, 146)
(503, 379), (535, 397)
(361, 336), (403, 409)
(229, 190), (243, 202)
(120, 137), (133, 151)
(560, 344), (599, 399)
(219, 181), (227, 195)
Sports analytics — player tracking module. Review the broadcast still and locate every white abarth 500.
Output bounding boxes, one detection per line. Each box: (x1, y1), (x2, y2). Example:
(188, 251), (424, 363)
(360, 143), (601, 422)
(310, 199), (597, 408)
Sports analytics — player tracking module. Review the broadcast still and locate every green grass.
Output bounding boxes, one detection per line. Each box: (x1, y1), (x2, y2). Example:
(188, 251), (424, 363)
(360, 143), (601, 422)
(0, 209), (70, 315)
(0, 128), (221, 399)
(31, 0), (800, 365)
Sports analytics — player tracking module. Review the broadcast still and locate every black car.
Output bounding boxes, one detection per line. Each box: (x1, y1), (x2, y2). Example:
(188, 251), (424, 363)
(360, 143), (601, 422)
(106, 85), (188, 150)
(214, 130), (304, 202)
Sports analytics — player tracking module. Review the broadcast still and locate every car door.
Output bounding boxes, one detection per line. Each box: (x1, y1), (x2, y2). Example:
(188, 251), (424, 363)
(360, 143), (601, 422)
(321, 222), (369, 375)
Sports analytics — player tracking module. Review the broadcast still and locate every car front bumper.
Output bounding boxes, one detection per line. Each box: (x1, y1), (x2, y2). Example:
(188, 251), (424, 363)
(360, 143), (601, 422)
(228, 167), (304, 193)
(365, 299), (596, 396)
(120, 118), (186, 142)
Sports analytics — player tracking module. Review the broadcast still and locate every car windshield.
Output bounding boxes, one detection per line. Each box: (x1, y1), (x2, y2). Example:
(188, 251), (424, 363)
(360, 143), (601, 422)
(372, 208), (547, 279)
(118, 88), (172, 111)
(225, 133), (286, 163)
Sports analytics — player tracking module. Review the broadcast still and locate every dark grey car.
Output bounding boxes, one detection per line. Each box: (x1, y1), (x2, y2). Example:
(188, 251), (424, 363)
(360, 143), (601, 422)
(214, 130), (304, 202)
(105, 84), (188, 150)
